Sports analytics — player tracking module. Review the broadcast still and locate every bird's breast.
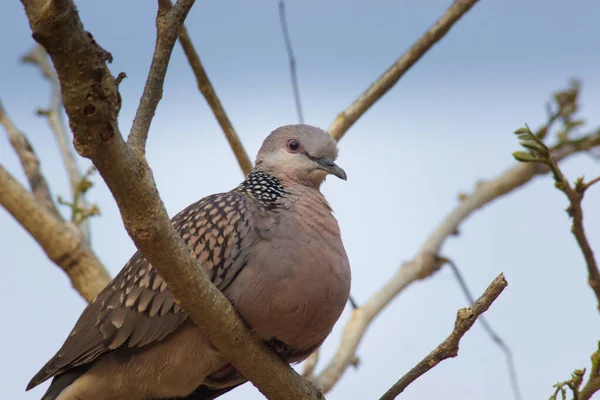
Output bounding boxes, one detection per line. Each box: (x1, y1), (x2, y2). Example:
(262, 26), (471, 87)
(227, 188), (351, 357)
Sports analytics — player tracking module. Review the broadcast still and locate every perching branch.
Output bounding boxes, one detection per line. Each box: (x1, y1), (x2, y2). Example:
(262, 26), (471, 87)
(328, 0), (480, 141)
(21, 45), (94, 240)
(311, 84), (600, 393)
(0, 99), (60, 217)
(0, 166), (110, 301)
(20, 0), (321, 398)
(157, 0), (253, 175)
(279, 0), (304, 124)
(379, 273), (508, 400)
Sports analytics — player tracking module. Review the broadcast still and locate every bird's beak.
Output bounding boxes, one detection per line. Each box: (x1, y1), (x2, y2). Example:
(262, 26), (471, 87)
(316, 158), (347, 181)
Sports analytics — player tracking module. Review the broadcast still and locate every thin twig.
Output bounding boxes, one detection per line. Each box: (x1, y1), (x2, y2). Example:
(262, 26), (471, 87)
(156, 0), (253, 174)
(311, 129), (600, 393)
(513, 126), (600, 311)
(444, 258), (522, 400)
(0, 165), (110, 301)
(22, 45), (92, 240)
(0, 99), (60, 217)
(128, 0), (197, 151)
(379, 273), (508, 400)
(279, 0), (304, 124)
(329, 0), (480, 141)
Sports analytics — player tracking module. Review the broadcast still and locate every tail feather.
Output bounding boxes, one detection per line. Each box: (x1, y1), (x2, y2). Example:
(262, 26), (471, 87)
(38, 366), (89, 400)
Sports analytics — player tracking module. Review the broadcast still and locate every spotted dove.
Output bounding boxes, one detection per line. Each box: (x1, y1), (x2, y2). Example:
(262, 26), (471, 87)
(27, 124), (352, 400)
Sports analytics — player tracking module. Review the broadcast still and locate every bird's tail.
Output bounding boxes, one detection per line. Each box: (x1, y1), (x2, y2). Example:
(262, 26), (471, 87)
(38, 367), (88, 400)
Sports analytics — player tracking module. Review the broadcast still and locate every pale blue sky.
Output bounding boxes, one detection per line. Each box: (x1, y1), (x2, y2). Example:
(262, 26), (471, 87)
(1, 1), (600, 399)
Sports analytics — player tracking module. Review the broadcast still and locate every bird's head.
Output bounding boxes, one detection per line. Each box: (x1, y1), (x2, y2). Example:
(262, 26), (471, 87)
(255, 124), (346, 188)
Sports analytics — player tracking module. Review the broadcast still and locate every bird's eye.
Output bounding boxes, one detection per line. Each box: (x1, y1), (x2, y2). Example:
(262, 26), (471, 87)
(287, 138), (300, 152)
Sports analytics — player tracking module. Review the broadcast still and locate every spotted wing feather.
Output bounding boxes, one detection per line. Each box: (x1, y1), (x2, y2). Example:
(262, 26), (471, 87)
(27, 192), (256, 390)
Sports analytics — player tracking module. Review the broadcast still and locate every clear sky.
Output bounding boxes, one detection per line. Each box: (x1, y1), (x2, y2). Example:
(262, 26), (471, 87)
(1, 1), (600, 399)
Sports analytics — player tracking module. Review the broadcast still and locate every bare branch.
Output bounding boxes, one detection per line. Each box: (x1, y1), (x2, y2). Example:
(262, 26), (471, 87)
(0, 99), (60, 217)
(21, 0), (322, 397)
(311, 129), (600, 393)
(444, 258), (522, 400)
(157, 0), (253, 174)
(22, 45), (93, 240)
(279, 0), (304, 124)
(128, 0), (197, 151)
(329, 0), (480, 141)
(513, 126), (600, 311)
(0, 165), (110, 301)
(379, 273), (508, 400)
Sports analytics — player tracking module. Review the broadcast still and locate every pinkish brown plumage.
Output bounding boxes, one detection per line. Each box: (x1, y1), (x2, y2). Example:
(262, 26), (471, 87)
(28, 124), (351, 400)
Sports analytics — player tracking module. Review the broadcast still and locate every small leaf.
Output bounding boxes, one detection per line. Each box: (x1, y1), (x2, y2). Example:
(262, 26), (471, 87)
(519, 138), (542, 150)
(79, 178), (93, 193)
(514, 127), (530, 135)
(512, 151), (545, 163)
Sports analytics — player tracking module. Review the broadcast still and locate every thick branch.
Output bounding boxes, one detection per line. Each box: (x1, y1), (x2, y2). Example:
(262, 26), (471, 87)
(311, 130), (600, 393)
(0, 166), (110, 301)
(0, 99), (60, 217)
(21, 0), (321, 398)
(379, 273), (508, 400)
(157, 0), (253, 174)
(329, 0), (480, 141)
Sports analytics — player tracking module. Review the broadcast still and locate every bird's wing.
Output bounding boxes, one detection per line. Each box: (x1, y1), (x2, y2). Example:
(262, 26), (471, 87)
(28, 192), (257, 390)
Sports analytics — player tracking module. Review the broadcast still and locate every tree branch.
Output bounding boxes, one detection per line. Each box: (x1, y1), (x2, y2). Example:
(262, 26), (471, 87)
(311, 128), (600, 393)
(379, 273), (508, 400)
(0, 99), (60, 217)
(21, 0), (322, 398)
(0, 165), (110, 301)
(157, 0), (253, 174)
(22, 45), (93, 240)
(329, 0), (480, 141)
(128, 0), (196, 151)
